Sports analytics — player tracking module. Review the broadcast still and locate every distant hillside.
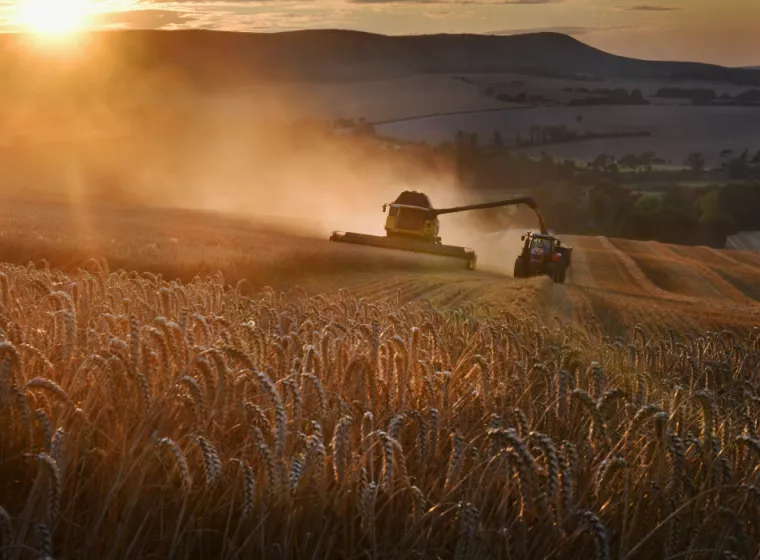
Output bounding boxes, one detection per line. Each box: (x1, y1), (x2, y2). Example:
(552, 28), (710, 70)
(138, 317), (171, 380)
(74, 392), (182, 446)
(2, 29), (760, 87)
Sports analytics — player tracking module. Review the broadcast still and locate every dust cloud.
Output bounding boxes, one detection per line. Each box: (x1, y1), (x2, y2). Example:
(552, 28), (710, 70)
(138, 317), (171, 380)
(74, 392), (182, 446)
(166, 102), (538, 277)
(2, 60), (538, 277)
(165, 87), (543, 277)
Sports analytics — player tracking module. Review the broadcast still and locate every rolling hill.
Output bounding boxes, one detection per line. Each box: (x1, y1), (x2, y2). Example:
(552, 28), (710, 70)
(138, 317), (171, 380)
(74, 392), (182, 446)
(2, 194), (759, 337)
(2, 29), (760, 86)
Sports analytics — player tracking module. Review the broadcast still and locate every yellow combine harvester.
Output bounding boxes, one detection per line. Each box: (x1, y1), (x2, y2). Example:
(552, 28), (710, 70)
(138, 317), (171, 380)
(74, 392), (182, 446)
(329, 190), (548, 270)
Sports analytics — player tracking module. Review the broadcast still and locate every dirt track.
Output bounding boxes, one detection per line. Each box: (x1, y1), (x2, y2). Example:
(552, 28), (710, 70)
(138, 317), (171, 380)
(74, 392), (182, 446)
(2, 195), (759, 336)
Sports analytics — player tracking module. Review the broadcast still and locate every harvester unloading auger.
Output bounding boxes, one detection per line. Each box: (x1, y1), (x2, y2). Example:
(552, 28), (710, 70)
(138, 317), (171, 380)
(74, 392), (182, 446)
(329, 190), (549, 270)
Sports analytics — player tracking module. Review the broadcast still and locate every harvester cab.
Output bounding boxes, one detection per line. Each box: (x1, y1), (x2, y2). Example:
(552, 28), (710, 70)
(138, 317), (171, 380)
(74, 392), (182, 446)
(513, 231), (572, 284)
(330, 190), (552, 271)
(382, 191), (442, 243)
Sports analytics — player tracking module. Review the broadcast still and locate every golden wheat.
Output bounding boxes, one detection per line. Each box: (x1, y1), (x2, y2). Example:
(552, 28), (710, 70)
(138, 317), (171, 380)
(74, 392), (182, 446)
(0, 261), (758, 559)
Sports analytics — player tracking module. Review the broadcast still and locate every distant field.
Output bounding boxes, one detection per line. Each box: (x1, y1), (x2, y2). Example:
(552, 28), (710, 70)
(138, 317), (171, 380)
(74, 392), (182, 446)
(727, 231), (760, 252)
(158, 75), (760, 168)
(377, 105), (760, 166)
(199, 75), (514, 124)
(460, 72), (756, 105)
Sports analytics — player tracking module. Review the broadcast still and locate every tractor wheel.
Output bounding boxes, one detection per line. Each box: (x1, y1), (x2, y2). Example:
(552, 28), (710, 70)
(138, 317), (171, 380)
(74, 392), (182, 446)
(467, 255), (477, 271)
(548, 264), (560, 283)
(559, 267), (567, 284)
(514, 257), (525, 278)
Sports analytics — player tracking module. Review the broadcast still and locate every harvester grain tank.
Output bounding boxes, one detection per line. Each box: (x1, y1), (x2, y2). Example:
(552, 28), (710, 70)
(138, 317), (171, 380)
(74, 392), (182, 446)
(329, 190), (549, 270)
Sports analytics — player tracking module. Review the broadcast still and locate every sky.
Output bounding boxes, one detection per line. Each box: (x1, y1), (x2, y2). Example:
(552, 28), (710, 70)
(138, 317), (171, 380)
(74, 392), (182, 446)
(0, 0), (758, 67)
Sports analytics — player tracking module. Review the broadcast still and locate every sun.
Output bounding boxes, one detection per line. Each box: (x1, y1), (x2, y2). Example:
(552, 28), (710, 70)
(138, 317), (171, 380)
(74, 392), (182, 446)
(15, 0), (94, 36)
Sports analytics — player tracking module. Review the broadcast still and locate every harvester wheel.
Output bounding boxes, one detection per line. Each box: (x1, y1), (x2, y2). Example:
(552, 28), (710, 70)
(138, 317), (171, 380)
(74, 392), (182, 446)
(514, 257), (525, 278)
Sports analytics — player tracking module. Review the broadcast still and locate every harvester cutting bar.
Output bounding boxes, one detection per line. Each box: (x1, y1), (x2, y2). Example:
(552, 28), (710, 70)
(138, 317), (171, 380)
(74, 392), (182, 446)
(329, 231), (476, 262)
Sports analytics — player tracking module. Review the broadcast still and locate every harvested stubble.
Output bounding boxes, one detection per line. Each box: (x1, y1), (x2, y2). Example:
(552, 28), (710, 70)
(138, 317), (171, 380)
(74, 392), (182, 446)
(0, 260), (759, 559)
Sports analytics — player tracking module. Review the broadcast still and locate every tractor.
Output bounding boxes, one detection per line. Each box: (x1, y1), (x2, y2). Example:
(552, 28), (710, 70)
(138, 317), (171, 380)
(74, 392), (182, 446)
(513, 231), (572, 284)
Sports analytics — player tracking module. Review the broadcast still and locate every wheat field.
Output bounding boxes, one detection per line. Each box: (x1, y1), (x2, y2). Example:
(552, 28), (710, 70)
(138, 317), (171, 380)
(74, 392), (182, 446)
(0, 256), (759, 560)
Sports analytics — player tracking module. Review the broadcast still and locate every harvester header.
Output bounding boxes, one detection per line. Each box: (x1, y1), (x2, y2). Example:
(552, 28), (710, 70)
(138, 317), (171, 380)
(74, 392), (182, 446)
(329, 190), (548, 270)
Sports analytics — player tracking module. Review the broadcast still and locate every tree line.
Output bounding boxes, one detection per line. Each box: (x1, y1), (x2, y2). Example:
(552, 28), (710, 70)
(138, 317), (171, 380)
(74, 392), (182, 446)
(307, 118), (760, 248)
(437, 135), (760, 247)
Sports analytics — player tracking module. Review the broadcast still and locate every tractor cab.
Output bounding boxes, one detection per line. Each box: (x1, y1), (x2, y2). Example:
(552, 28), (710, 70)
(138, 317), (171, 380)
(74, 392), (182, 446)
(522, 232), (560, 258)
(528, 234), (556, 253)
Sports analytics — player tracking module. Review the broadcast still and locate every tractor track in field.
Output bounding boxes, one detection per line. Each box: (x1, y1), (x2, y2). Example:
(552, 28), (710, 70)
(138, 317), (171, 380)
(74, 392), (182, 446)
(646, 242), (757, 307)
(556, 237), (760, 335)
(563, 237), (600, 290)
(669, 245), (760, 304)
(724, 247), (760, 268)
(600, 237), (686, 301)
(703, 246), (744, 267)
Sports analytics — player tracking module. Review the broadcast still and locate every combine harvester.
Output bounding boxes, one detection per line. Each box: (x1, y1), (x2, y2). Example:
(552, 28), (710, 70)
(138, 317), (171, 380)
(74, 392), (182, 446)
(329, 190), (559, 272)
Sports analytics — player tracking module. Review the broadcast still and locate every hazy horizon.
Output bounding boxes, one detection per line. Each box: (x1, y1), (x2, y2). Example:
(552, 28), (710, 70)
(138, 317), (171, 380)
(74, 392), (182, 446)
(0, 0), (757, 68)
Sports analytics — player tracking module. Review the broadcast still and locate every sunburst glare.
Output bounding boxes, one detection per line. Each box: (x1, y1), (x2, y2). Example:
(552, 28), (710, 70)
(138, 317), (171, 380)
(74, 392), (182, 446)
(15, 0), (95, 36)
(13, 0), (138, 38)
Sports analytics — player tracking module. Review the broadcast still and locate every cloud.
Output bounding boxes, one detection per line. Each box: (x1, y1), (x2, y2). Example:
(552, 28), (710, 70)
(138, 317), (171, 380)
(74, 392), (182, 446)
(133, 1), (318, 3)
(350, 0), (556, 4)
(92, 9), (198, 29)
(203, 11), (330, 31)
(119, 4), (354, 32)
(621, 5), (679, 10)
